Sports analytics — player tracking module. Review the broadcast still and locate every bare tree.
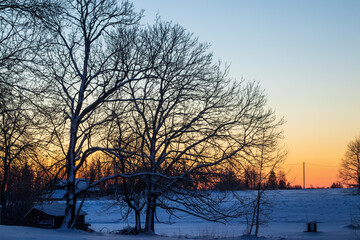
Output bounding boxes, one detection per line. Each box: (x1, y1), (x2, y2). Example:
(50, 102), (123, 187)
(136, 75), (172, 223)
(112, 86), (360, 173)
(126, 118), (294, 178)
(0, 89), (38, 224)
(107, 117), (147, 233)
(339, 135), (360, 189)
(0, 1), (30, 80)
(2, 0), (285, 232)
(243, 133), (286, 236)
(30, 0), (145, 228)
(267, 170), (277, 189)
(277, 170), (287, 189)
(0, 1), (47, 225)
(99, 20), (284, 233)
(0, 0), (51, 93)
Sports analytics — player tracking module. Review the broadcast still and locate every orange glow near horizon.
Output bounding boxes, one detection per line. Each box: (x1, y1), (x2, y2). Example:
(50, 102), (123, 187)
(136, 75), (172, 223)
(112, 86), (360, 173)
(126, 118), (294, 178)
(286, 163), (339, 188)
(283, 127), (347, 188)
(131, 0), (360, 189)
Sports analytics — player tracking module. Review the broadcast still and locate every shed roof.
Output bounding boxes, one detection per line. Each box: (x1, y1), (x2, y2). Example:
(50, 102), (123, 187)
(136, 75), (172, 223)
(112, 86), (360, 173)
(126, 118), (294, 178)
(44, 189), (66, 200)
(25, 203), (87, 217)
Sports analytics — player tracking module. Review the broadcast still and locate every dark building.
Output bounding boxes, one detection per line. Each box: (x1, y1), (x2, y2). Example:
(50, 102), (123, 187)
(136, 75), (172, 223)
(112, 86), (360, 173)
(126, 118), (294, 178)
(24, 204), (87, 229)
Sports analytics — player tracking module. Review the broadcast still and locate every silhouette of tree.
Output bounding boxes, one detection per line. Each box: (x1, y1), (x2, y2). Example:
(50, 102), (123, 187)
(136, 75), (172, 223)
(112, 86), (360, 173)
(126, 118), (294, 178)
(339, 135), (360, 189)
(267, 170), (277, 189)
(29, 0), (143, 228)
(277, 170), (287, 189)
(330, 182), (343, 189)
(88, 20), (284, 233)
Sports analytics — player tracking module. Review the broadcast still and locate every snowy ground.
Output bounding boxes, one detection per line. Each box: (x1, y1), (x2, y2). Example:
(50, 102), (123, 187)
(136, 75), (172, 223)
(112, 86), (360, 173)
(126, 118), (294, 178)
(2, 188), (360, 239)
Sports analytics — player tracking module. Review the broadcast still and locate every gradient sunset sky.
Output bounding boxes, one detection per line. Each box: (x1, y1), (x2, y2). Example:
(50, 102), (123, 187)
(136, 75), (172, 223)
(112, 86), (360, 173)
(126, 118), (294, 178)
(132, 0), (360, 187)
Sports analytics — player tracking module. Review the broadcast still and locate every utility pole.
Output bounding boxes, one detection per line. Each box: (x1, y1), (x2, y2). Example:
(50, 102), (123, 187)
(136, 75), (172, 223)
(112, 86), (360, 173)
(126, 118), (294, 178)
(303, 162), (305, 189)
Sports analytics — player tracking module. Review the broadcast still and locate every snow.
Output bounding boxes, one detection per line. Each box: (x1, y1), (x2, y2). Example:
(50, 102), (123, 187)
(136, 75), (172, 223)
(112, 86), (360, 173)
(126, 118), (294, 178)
(3, 188), (360, 239)
(25, 203), (87, 217)
(0, 225), (178, 240)
(45, 189), (67, 200)
(42, 179), (90, 200)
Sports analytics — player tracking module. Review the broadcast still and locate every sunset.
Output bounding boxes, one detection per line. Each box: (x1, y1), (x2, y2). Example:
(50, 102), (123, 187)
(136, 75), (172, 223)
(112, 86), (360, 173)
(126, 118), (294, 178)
(132, 0), (360, 188)
(0, 1), (359, 239)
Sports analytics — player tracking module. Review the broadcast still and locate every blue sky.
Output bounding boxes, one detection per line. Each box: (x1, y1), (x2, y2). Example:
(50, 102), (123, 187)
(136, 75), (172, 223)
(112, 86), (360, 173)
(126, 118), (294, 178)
(131, 0), (360, 187)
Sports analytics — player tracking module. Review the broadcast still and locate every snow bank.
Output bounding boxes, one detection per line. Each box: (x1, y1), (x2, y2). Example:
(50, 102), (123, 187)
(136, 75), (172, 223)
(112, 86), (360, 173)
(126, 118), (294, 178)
(3, 188), (360, 239)
(82, 188), (360, 239)
(0, 225), (181, 240)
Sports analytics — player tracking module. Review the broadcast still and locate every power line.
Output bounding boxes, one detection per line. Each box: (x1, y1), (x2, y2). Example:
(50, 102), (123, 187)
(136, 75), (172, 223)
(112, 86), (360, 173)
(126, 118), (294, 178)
(283, 162), (338, 168)
(284, 163), (303, 166)
(306, 163), (338, 168)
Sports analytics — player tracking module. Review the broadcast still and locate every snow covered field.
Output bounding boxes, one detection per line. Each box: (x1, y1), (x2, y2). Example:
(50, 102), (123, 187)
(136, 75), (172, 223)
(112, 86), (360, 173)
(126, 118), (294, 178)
(2, 188), (360, 239)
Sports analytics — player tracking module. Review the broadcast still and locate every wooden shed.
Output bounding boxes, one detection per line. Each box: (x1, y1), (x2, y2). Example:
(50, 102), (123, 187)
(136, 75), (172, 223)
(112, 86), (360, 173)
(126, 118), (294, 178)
(24, 204), (87, 229)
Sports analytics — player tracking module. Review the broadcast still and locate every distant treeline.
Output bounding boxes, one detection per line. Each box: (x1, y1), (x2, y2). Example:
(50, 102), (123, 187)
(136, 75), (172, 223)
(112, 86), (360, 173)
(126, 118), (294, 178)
(211, 169), (302, 191)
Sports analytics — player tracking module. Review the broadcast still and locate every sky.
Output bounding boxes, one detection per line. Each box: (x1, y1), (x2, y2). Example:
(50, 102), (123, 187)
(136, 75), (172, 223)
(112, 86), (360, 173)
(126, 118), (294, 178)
(131, 0), (360, 187)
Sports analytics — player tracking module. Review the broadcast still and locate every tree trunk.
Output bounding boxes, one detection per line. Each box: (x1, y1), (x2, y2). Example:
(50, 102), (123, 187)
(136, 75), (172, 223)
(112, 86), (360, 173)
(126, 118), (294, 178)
(0, 185), (7, 225)
(62, 176), (77, 228)
(0, 167), (8, 224)
(248, 204), (256, 235)
(62, 119), (79, 228)
(255, 191), (261, 236)
(145, 195), (156, 233)
(135, 209), (141, 232)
